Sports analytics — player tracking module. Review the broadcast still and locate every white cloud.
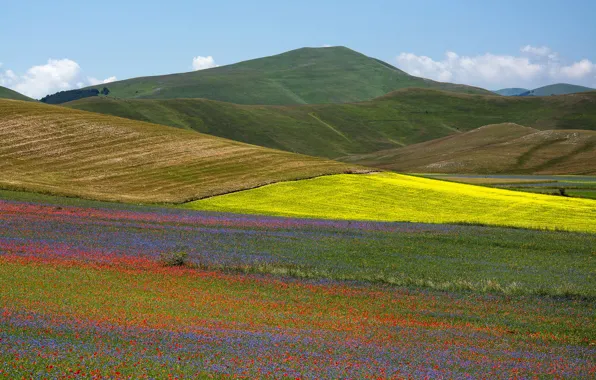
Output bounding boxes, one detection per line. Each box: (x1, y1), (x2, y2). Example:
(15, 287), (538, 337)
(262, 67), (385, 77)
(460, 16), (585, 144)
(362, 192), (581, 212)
(88, 76), (117, 85)
(192, 56), (217, 71)
(0, 68), (17, 87)
(0, 59), (117, 99)
(559, 59), (595, 79)
(14, 59), (81, 99)
(520, 45), (551, 57)
(395, 45), (596, 89)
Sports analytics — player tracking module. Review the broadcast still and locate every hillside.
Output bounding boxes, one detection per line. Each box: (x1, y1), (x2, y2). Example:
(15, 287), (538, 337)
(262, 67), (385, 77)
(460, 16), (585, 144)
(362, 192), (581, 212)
(0, 86), (33, 101)
(188, 172), (596, 233)
(341, 123), (596, 174)
(66, 89), (596, 159)
(494, 88), (529, 96)
(519, 83), (594, 96)
(64, 47), (493, 105)
(0, 99), (363, 203)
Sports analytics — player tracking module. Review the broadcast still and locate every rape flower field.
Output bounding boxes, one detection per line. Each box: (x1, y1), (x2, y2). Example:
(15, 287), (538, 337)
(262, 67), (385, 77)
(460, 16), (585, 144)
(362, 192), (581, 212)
(189, 172), (596, 233)
(0, 192), (595, 378)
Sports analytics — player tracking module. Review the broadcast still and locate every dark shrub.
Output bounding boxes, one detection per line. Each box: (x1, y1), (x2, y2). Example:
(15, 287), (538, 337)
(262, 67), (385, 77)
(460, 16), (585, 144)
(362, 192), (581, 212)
(160, 251), (188, 266)
(40, 89), (100, 104)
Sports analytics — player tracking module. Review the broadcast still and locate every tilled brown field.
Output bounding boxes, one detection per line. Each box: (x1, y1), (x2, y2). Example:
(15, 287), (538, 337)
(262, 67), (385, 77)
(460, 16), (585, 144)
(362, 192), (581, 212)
(0, 100), (364, 203)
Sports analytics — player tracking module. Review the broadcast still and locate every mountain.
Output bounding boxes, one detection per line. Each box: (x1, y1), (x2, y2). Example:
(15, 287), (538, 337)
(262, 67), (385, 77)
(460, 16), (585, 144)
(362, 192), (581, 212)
(0, 99), (363, 203)
(66, 89), (596, 159)
(55, 47), (491, 106)
(519, 83), (595, 96)
(496, 83), (595, 97)
(341, 123), (596, 175)
(0, 86), (33, 101)
(494, 88), (529, 96)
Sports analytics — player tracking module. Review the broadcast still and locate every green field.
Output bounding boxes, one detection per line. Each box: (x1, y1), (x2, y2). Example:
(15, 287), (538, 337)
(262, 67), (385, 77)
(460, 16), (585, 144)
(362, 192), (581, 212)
(66, 89), (596, 159)
(0, 99), (363, 203)
(0, 86), (33, 101)
(510, 188), (596, 199)
(76, 47), (490, 106)
(422, 174), (596, 200)
(188, 172), (596, 233)
(343, 123), (596, 174)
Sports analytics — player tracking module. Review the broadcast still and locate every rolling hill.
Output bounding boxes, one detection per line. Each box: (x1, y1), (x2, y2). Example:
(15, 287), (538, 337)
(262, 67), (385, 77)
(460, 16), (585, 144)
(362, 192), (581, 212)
(66, 89), (596, 159)
(188, 172), (596, 233)
(341, 123), (596, 174)
(61, 47), (493, 105)
(0, 99), (364, 203)
(496, 83), (595, 97)
(494, 88), (529, 96)
(0, 86), (33, 101)
(521, 84), (595, 96)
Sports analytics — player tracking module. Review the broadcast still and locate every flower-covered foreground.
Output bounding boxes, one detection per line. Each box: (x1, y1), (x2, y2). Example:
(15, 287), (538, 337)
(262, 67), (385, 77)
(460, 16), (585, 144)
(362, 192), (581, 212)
(0, 195), (595, 378)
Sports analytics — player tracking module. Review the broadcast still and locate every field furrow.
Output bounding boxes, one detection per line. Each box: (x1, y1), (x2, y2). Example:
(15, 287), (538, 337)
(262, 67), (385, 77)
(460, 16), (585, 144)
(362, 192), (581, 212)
(0, 100), (364, 203)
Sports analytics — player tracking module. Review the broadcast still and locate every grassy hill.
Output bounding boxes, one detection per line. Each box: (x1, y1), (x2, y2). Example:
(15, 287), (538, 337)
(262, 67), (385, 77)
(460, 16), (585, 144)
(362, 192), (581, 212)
(494, 88), (529, 96)
(66, 89), (596, 159)
(0, 99), (363, 203)
(74, 47), (492, 105)
(519, 84), (595, 96)
(0, 86), (33, 101)
(342, 123), (596, 174)
(188, 172), (596, 233)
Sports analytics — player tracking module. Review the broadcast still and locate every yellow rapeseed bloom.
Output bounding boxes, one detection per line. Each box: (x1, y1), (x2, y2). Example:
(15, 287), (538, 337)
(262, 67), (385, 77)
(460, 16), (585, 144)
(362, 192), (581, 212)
(189, 173), (596, 233)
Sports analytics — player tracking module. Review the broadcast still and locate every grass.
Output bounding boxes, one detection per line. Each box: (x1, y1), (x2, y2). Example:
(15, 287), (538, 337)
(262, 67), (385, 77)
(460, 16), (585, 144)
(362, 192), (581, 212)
(188, 172), (596, 233)
(0, 85), (33, 101)
(439, 177), (558, 185)
(0, 99), (363, 203)
(66, 89), (596, 159)
(3, 191), (595, 298)
(508, 187), (596, 200)
(79, 46), (490, 106)
(424, 174), (596, 200)
(343, 123), (596, 174)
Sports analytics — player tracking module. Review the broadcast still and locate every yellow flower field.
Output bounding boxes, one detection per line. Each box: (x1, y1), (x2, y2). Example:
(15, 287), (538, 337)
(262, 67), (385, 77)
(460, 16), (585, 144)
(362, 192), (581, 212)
(188, 173), (596, 233)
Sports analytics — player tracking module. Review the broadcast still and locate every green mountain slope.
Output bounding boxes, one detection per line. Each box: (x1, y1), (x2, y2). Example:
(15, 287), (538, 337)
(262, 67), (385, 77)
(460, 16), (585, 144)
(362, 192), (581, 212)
(341, 123), (596, 174)
(76, 47), (491, 105)
(0, 86), (33, 101)
(0, 99), (363, 203)
(494, 88), (529, 96)
(520, 84), (595, 96)
(66, 89), (596, 159)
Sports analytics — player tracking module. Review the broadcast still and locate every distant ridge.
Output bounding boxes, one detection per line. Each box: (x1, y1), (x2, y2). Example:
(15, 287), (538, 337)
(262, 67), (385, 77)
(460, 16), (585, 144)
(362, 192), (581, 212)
(496, 83), (594, 97)
(48, 46), (492, 105)
(0, 86), (33, 101)
(341, 123), (596, 175)
(66, 89), (596, 159)
(494, 88), (529, 96)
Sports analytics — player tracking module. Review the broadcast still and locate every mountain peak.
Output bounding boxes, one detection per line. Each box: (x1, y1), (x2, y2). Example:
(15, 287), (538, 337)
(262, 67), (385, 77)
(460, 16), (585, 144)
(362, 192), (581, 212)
(44, 47), (493, 105)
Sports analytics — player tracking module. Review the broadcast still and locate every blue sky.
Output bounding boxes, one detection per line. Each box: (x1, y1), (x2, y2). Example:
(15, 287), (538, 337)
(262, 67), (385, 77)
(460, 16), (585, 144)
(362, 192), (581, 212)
(1, 0), (595, 98)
